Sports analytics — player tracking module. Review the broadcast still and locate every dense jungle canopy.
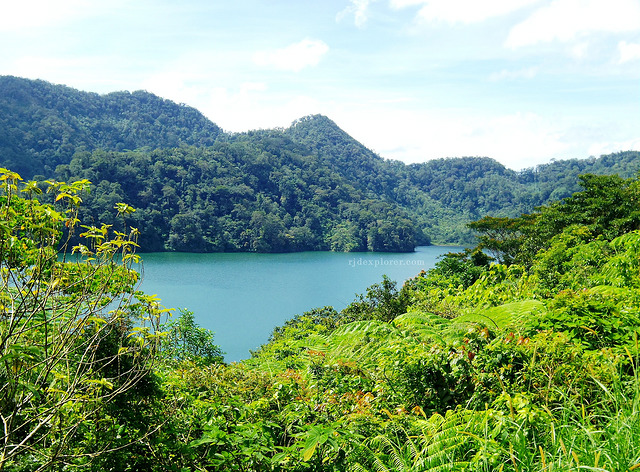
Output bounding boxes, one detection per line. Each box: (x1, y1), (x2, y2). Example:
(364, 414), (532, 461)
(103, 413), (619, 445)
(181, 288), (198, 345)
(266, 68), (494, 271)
(1, 75), (639, 252)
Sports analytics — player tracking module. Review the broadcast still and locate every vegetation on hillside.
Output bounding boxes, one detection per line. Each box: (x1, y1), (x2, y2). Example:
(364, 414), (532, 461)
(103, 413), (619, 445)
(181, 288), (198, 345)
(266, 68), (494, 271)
(53, 141), (421, 253)
(2, 166), (640, 471)
(0, 76), (221, 178)
(2, 76), (640, 251)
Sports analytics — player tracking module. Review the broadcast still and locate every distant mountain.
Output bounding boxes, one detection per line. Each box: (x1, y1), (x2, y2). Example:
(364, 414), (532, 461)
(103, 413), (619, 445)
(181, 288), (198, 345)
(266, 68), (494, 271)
(0, 75), (221, 177)
(1, 75), (638, 251)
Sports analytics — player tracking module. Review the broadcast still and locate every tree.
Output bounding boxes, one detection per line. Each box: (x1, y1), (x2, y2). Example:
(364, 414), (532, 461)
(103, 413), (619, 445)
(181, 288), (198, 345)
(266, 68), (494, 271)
(418, 248), (492, 290)
(0, 169), (165, 470)
(161, 309), (224, 366)
(543, 174), (640, 240)
(341, 275), (410, 323)
(467, 215), (529, 265)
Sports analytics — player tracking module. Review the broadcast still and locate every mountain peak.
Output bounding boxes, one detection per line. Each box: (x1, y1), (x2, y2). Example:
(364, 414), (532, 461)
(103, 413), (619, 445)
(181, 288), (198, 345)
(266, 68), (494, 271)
(288, 114), (346, 136)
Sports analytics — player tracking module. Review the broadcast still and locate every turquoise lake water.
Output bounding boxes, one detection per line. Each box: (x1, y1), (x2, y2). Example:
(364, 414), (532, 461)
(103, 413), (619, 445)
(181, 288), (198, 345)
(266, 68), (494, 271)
(136, 246), (462, 362)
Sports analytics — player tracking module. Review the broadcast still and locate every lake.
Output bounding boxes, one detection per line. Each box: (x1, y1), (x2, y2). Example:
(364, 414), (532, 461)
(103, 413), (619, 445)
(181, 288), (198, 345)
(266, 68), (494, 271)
(136, 246), (463, 362)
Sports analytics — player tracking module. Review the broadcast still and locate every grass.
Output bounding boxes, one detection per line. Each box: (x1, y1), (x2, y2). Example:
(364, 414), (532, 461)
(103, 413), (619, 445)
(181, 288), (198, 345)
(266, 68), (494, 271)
(492, 357), (640, 472)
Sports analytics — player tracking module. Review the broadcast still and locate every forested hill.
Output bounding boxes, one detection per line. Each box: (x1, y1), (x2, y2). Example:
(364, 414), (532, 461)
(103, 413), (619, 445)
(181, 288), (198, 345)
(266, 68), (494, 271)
(1, 75), (639, 251)
(0, 75), (222, 177)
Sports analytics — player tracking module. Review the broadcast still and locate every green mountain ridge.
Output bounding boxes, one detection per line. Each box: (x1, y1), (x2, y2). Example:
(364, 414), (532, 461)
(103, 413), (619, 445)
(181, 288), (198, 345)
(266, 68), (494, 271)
(1, 75), (639, 251)
(0, 75), (222, 176)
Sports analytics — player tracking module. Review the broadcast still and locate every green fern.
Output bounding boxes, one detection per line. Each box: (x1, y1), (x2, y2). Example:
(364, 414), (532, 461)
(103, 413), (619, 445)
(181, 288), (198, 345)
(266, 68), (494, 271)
(393, 311), (452, 344)
(351, 409), (489, 472)
(454, 299), (545, 331)
(324, 320), (404, 365)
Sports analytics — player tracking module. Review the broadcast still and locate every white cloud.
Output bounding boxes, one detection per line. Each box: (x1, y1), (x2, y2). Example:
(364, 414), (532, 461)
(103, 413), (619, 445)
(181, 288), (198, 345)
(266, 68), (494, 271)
(569, 41), (591, 60)
(506, 0), (640, 48)
(389, 0), (427, 7)
(588, 137), (640, 157)
(253, 39), (329, 72)
(0, 0), (85, 31)
(337, 0), (374, 27)
(329, 105), (573, 170)
(10, 55), (87, 77)
(618, 40), (640, 63)
(202, 91), (323, 133)
(489, 66), (538, 81)
(390, 0), (541, 24)
(140, 67), (285, 132)
(5, 55), (131, 91)
(142, 70), (216, 107)
(470, 113), (569, 167)
(0, 0), (127, 32)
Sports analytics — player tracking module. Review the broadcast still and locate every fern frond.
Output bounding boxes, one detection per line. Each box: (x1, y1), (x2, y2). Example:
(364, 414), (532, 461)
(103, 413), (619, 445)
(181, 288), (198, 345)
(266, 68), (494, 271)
(325, 320), (404, 364)
(362, 409), (489, 472)
(331, 320), (402, 337)
(394, 311), (451, 344)
(455, 300), (544, 330)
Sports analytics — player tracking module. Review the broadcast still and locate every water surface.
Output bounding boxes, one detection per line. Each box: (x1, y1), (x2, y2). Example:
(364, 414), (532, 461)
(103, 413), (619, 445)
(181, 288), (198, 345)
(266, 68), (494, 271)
(137, 246), (462, 361)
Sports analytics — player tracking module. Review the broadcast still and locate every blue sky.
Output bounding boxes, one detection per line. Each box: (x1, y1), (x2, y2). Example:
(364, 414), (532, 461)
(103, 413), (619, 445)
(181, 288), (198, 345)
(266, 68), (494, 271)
(1, 0), (639, 170)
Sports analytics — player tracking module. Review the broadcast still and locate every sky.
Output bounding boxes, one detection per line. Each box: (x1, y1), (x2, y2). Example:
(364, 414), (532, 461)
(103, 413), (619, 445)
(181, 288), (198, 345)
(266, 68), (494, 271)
(1, 0), (639, 170)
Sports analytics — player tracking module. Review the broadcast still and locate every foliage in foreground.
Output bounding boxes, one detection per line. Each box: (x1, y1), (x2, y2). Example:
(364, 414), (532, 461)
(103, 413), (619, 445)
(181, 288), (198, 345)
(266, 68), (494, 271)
(0, 169), (167, 471)
(3, 168), (640, 471)
(146, 171), (640, 471)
